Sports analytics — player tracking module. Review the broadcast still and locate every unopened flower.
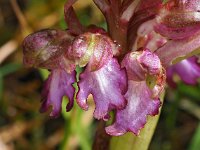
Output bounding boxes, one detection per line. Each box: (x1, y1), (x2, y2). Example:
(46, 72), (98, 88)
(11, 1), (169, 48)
(23, 0), (200, 136)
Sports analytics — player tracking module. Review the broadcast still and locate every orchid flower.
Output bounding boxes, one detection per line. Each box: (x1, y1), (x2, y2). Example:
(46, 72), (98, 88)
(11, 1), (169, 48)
(22, 0), (200, 136)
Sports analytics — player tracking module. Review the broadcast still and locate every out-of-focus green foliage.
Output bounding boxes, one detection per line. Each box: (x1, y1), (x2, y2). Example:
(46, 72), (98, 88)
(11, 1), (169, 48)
(0, 63), (21, 100)
(189, 122), (200, 150)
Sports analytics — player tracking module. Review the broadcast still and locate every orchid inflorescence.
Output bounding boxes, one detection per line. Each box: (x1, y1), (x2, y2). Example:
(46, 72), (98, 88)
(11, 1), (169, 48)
(22, 0), (200, 136)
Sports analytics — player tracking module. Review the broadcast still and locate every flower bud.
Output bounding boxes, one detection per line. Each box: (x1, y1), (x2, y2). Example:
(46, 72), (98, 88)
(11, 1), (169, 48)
(23, 29), (75, 71)
(70, 32), (114, 71)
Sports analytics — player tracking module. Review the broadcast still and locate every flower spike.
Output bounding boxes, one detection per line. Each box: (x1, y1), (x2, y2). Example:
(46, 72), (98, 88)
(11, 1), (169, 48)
(22, 0), (200, 136)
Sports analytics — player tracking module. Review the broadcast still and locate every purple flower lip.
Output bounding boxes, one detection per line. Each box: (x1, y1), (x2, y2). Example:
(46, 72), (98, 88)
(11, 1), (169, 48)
(40, 69), (76, 118)
(77, 58), (128, 121)
(106, 81), (161, 136)
(105, 49), (165, 136)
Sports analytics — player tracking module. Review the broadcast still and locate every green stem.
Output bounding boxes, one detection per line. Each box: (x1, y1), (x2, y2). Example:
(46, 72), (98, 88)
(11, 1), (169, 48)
(110, 93), (165, 150)
(0, 75), (3, 101)
(59, 98), (71, 150)
(189, 122), (200, 150)
(75, 104), (91, 150)
(60, 120), (71, 150)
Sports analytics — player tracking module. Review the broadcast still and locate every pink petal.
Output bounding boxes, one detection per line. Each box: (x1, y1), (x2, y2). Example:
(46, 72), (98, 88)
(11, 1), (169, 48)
(106, 81), (161, 136)
(122, 49), (162, 81)
(154, 0), (200, 40)
(40, 69), (76, 117)
(166, 0), (200, 12)
(133, 19), (167, 51)
(154, 21), (200, 40)
(167, 56), (200, 86)
(154, 1), (200, 66)
(77, 58), (127, 120)
(182, 0), (200, 11)
(156, 31), (200, 67)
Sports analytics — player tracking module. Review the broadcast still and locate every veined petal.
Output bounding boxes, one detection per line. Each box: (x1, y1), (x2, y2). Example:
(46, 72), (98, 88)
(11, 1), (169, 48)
(77, 58), (127, 120)
(40, 69), (76, 117)
(156, 31), (200, 67)
(106, 81), (161, 136)
(154, 22), (200, 40)
(167, 56), (200, 86)
(155, 0), (200, 40)
(181, 0), (200, 11)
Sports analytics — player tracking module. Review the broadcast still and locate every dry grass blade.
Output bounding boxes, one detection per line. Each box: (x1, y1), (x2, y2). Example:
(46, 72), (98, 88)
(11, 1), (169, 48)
(10, 0), (32, 35)
(0, 40), (18, 64)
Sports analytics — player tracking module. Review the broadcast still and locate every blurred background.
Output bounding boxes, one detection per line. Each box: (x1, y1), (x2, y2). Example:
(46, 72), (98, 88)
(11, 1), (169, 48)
(0, 0), (200, 150)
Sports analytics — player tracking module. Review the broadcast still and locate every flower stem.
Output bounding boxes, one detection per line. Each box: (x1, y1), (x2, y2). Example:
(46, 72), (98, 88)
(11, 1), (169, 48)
(92, 121), (111, 150)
